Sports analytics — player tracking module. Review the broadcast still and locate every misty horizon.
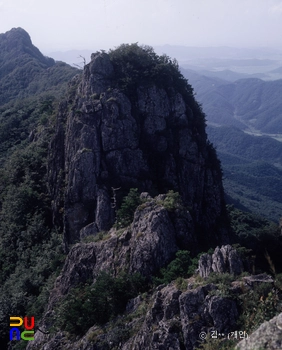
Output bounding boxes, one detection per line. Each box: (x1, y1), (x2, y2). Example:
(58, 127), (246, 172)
(1, 0), (282, 52)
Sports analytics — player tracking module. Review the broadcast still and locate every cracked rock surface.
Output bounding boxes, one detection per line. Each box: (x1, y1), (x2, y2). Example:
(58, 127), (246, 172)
(48, 51), (229, 248)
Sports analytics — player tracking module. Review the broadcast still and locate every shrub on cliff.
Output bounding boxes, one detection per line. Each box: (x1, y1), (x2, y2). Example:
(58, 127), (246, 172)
(108, 43), (194, 98)
(153, 250), (198, 285)
(55, 272), (147, 335)
(115, 188), (142, 228)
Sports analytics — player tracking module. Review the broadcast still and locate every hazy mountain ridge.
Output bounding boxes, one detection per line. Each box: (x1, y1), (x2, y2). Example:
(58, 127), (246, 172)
(48, 45), (282, 81)
(204, 107), (282, 221)
(0, 28), (78, 105)
(183, 69), (282, 134)
(0, 28), (81, 349)
(206, 125), (282, 166)
(180, 65), (282, 221)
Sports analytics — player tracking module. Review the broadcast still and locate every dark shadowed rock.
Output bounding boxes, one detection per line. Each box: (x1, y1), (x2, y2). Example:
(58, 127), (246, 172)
(198, 253), (213, 278)
(179, 284), (237, 349)
(79, 221), (99, 240)
(27, 46), (234, 350)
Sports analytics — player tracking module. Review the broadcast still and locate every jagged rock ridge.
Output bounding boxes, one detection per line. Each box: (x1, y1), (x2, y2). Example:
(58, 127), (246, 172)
(48, 45), (229, 249)
(27, 242), (277, 350)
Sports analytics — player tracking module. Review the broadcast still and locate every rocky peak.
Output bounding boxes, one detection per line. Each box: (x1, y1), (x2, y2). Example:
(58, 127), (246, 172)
(48, 44), (230, 249)
(0, 27), (54, 68)
(0, 27), (56, 104)
(4, 27), (31, 44)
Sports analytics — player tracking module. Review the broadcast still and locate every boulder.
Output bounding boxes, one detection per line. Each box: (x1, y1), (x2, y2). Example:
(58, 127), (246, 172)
(236, 312), (282, 350)
(198, 245), (244, 278)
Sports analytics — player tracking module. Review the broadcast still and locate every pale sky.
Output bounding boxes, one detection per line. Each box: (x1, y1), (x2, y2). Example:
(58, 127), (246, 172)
(0, 0), (282, 53)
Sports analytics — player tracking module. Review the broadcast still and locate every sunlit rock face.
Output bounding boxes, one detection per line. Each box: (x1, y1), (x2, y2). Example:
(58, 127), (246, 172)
(48, 50), (229, 248)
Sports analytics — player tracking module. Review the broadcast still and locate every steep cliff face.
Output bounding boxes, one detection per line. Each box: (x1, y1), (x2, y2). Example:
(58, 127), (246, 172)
(48, 46), (229, 249)
(33, 47), (234, 348)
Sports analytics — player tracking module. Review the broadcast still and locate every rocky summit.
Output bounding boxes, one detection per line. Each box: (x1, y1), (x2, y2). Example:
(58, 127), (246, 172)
(24, 44), (235, 350)
(48, 45), (230, 250)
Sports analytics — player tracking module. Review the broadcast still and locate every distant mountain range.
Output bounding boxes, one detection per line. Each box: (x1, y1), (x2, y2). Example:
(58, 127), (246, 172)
(179, 65), (282, 222)
(47, 45), (282, 81)
(183, 69), (282, 134)
(206, 125), (282, 221)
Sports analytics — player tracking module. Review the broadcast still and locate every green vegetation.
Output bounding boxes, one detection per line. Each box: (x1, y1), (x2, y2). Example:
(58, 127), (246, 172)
(109, 43), (193, 95)
(237, 281), (282, 334)
(157, 190), (183, 211)
(195, 273), (282, 350)
(228, 205), (279, 242)
(194, 77), (282, 134)
(196, 333), (237, 350)
(115, 188), (142, 228)
(82, 230), (110, 243)
(54, 271), (147, 335)
(224, 159), (282, 209)
(0, 94), (66, 346)
(0, 28), (78, 105)
(227, 205), (282, 274)
(0, 29), (79, 348)
(116, 189), (187, 229)
(1, 31), (282, 350)
(108, 44), (207, 132)
(153, 250), (199, 285)
(207, 125), (282, 222)
(207, 126), (282, 166)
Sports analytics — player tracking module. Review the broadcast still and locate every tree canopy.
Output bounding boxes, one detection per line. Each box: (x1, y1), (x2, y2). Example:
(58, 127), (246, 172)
(108, 43), (194, 96)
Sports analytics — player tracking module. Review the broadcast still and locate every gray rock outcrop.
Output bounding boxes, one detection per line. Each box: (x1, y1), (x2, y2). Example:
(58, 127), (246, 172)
(26, 237), (276, 350)
(27, 282), (239, 350)
(198, 245), (244, 278)
(48, 50), (230, 248)
(42, 194), (196, 309)
(236, 312), (282, 350)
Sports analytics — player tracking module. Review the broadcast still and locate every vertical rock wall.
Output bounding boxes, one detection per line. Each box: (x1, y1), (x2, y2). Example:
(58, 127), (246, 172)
(48, 51), (229, 248)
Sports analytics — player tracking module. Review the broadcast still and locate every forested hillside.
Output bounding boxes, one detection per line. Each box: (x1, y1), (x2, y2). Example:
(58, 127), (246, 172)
(181, 67), (282, 223)
(183, 68), (282, 134)
(206, 125), (282, 221)
(0, 28), (79, 349)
